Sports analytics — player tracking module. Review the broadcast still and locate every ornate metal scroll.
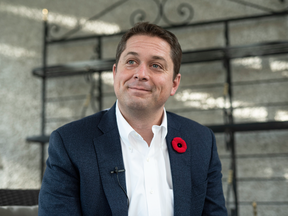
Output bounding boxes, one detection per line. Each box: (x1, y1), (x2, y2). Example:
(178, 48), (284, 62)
(130, 0), (194, 26)
(46, 0), (194, 40)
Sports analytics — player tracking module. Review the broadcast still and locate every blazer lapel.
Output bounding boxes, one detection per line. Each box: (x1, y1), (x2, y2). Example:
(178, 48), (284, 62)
(93, 104), (128, 216)
(93, 107), (192, 215)
(166, 113), (192, 216)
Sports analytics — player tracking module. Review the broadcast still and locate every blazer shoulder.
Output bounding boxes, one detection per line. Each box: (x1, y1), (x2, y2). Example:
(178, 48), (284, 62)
(56, 109), (110, 138)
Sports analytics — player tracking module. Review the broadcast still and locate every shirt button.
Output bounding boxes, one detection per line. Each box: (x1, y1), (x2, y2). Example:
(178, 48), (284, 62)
(150, 190), (154, 194)
(146, 158), (149, 162)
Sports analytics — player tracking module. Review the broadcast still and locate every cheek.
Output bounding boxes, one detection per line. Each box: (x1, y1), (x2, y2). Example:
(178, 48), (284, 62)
(158, 78), (173, 90)
(114, 73), (123, 84)
(113, 75), (121, 91)
(114, 74), (129, 91)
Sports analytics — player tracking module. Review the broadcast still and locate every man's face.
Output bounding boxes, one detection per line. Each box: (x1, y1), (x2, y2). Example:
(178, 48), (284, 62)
(113, 35), (181, 114)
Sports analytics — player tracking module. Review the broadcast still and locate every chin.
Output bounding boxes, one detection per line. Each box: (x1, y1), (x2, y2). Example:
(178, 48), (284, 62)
(127, 101), (149, 111)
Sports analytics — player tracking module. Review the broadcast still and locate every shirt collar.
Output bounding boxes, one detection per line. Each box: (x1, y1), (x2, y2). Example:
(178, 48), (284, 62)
(115, 100), (168, 146)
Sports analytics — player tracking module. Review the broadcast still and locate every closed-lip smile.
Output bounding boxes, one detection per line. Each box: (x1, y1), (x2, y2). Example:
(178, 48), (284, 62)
(129, 86), (150, 92)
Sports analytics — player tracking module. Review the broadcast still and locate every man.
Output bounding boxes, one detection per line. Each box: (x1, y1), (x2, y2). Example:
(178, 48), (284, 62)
(39, 22), (227, 216)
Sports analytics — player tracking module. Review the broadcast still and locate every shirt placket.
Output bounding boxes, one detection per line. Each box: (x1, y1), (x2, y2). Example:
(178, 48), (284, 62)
(144, 127), (162, 216)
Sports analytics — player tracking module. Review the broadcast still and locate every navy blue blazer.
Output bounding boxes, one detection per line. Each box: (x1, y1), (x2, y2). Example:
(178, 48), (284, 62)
(39, 103), (227, 215)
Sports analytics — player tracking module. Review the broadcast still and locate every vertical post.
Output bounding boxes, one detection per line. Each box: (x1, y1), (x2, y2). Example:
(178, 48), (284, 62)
(40, 9), (49, 182)
(98, 71), (103, 111)
(224, 21), (238, 216)
(252, 202), (257, 216)
(97, 37), (103, 111)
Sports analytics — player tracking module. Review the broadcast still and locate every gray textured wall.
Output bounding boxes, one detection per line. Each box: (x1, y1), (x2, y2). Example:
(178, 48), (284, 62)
(1, 0), (288, 215)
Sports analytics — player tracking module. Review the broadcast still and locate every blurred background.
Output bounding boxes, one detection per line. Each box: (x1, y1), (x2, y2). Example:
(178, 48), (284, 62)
(0, 0), (288, 215)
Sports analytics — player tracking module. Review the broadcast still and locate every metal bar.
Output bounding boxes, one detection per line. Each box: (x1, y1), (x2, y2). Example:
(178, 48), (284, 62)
(181, 42), (288, 64)
(224, 21), (239, 216)
(98, 37), (103, 111)
(225, 21), (230, 47)
(98, 71), (103, 111)
(26, 136), (50, 143)
(220, 153), (288, 159)
(179, 78), (288, 90)
(40, 143), (45, 181)
(179, 83), (224, 89)
(233, 101), (288, 109)
(46, 10), (288, 44)
(228, 0), (275, 13)
(207, 121), (288, 133)
(32, 40), (288, 78)
(41, 20), (48, 141)
(32, 49), (288, 78)
(167, 10), (288, 28)
(40, 16), (49, 182)
(89, 0), (128, 21)
(233, 78), (288, 86)
(228, 201), (288, 205)
(168, 107), (224, 112)
(222, 177), (288, 182)
(34, 70), (99, 78)
(167, 101), (288, 114)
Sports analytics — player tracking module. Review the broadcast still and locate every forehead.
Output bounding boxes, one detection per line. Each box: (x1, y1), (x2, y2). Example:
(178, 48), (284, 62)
(123, 35), (172, 59)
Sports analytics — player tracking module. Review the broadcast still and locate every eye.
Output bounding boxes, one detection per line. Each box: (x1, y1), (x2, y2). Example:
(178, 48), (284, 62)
(151, 64), (162, 69)
(152, 64), (159, 68)
(127, 60), (136, 65)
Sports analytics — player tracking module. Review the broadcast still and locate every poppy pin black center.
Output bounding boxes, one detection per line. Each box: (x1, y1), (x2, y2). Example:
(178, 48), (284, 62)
(177, 143), (182, 147)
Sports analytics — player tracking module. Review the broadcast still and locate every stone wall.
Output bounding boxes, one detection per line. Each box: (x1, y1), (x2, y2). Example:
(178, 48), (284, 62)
(1, 0), (288, 215)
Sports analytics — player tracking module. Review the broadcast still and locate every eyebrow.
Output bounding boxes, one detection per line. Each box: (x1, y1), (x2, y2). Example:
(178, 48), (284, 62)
(151, 55), (166, 62)
(124, 52), (168, 67)
(124, 51), (139, 57)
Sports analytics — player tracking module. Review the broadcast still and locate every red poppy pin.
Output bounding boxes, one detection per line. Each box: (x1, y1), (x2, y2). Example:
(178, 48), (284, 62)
(172, 137), (187, 153)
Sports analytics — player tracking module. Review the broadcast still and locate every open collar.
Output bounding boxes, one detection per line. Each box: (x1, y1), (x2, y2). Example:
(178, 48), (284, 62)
(94, 105), (192, 216)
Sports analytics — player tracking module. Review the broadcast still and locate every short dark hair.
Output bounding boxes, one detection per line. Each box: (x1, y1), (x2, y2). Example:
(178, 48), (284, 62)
(115, 22), (182, 79)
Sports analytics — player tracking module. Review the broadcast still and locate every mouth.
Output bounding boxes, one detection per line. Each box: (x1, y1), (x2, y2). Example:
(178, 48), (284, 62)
(128, 87), (150, 92)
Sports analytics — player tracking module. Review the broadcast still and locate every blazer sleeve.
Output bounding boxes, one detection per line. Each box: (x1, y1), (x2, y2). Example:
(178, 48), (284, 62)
(38, 130), (82, 216)
(202, 129), (227, 216)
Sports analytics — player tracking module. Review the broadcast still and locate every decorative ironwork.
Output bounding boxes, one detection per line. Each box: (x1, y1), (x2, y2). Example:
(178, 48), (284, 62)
(47, 0), (128, 40)
(130, 0), (194, 26)
(46, 0), (194, 40)
(47, 23), (61, 39)
(228, 0), (276, 13)
(161, 1), (194, 26)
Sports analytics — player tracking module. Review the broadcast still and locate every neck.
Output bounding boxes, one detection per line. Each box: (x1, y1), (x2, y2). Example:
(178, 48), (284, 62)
(118, 104), (164, 146)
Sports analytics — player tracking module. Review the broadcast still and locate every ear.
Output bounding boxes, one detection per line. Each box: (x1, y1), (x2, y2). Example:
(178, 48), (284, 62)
(170, 73), (181, 96)
(113, 64), (117, 79)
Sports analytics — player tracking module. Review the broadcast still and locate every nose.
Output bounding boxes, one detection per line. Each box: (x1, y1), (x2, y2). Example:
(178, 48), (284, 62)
(133, 64), (149, 81)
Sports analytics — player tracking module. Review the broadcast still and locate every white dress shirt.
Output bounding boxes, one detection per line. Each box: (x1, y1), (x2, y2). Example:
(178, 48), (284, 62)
(116, 102), (174, 216)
